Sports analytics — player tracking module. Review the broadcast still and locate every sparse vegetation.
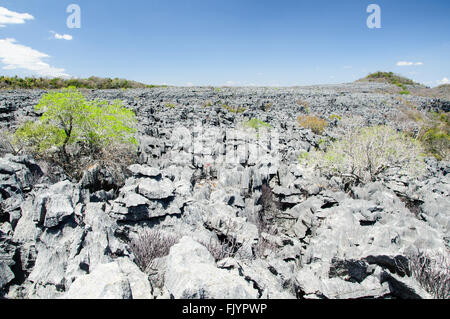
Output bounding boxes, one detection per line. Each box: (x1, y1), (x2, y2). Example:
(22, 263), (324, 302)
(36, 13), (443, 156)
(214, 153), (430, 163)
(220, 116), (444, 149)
(395, 101), (449, 160)
(199, 237), (242, 262)
(297, 115), (328, 135)
(243, 118), (272, 131)
(129, 229), (178, 273)
(297, 99), (310, 113)
(13, 86), (138, 180)
(222, 104), (246, 113)
(0, 75), (160, 90)
(202, 101), (213, 108)
(406, 251), (449, 299)
(0, 129), (18, 156)
(301, 125), (426, 185)
(164, 103), (176, 108)
(262, 101), (273, 112)
(419, 112), (450, 160)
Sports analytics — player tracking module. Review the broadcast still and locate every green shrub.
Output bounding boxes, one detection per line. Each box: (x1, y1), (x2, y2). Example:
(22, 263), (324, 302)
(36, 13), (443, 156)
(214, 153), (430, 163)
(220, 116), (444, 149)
(399, 90), (411, 95)
(164, 103), (176, 108)
(297, 115), (328, 135)
(244, 118), (272, 131)
(329, 114), (342, 121)
(301, 126), (426, 185)
(14, 87), (138, 179)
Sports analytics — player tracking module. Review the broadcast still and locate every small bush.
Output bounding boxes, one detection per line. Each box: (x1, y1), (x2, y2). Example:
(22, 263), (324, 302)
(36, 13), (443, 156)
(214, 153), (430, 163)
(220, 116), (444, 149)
(129, 229), (178, 273)
(297, 115), (328, 135)
(164, 103), (175, 108)
(262, 101), (273, 112)
(297, 100), (310, 113)
(301, 126), (426, 185)
(199, 237), (243, 262)
(399, 90), (411, 95)
(0, 129), (19, 156)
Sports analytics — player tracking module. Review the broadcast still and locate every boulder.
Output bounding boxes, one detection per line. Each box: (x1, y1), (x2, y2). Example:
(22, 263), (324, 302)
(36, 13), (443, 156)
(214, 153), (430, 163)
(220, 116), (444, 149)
(64, 258), (152, 299)
(164, 237), (259, 299)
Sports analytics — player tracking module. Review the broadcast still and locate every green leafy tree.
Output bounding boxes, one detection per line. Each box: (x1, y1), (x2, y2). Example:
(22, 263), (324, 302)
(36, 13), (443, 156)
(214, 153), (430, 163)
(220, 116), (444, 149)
(14, 87), (138, 178)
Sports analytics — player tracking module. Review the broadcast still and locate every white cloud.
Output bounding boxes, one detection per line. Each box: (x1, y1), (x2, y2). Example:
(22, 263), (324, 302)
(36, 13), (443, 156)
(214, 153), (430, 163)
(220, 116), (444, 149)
(437, 77), (449, 85)
(0, 6), (34, 27)
(0, 38), (69, 77)
(397, 61), (423, 66)
(51, 31), (73, 41)
(343, 66), (352, 69)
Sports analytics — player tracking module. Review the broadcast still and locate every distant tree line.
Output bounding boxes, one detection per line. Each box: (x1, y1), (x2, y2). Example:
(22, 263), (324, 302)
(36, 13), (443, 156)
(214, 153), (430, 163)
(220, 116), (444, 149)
(0, 75), (162, 89)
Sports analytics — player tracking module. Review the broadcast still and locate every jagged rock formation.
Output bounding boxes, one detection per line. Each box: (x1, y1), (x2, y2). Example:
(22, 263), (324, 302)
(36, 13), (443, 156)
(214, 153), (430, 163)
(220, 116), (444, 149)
(0, 83), (448, 299)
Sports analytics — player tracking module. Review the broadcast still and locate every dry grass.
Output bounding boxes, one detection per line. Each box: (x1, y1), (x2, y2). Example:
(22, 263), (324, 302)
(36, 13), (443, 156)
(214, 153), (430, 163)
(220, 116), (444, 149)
(297, 115), (328, 135)
(406, 251), (449, 299)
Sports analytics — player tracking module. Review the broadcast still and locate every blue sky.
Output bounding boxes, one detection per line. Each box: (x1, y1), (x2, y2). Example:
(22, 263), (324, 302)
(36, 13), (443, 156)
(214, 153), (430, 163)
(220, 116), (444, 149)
(0, 0), (449, 86)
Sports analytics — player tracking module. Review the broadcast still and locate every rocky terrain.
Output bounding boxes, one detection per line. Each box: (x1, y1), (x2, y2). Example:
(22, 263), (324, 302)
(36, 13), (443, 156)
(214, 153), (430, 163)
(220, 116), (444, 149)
(0, 82), (449, 299)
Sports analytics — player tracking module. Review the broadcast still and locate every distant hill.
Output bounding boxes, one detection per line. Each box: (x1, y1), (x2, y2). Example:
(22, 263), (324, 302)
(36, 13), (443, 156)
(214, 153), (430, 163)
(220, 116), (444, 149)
(357, 71), (424, 87)
(357, 72), (449, 100)
(0, 76), (163, 90)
